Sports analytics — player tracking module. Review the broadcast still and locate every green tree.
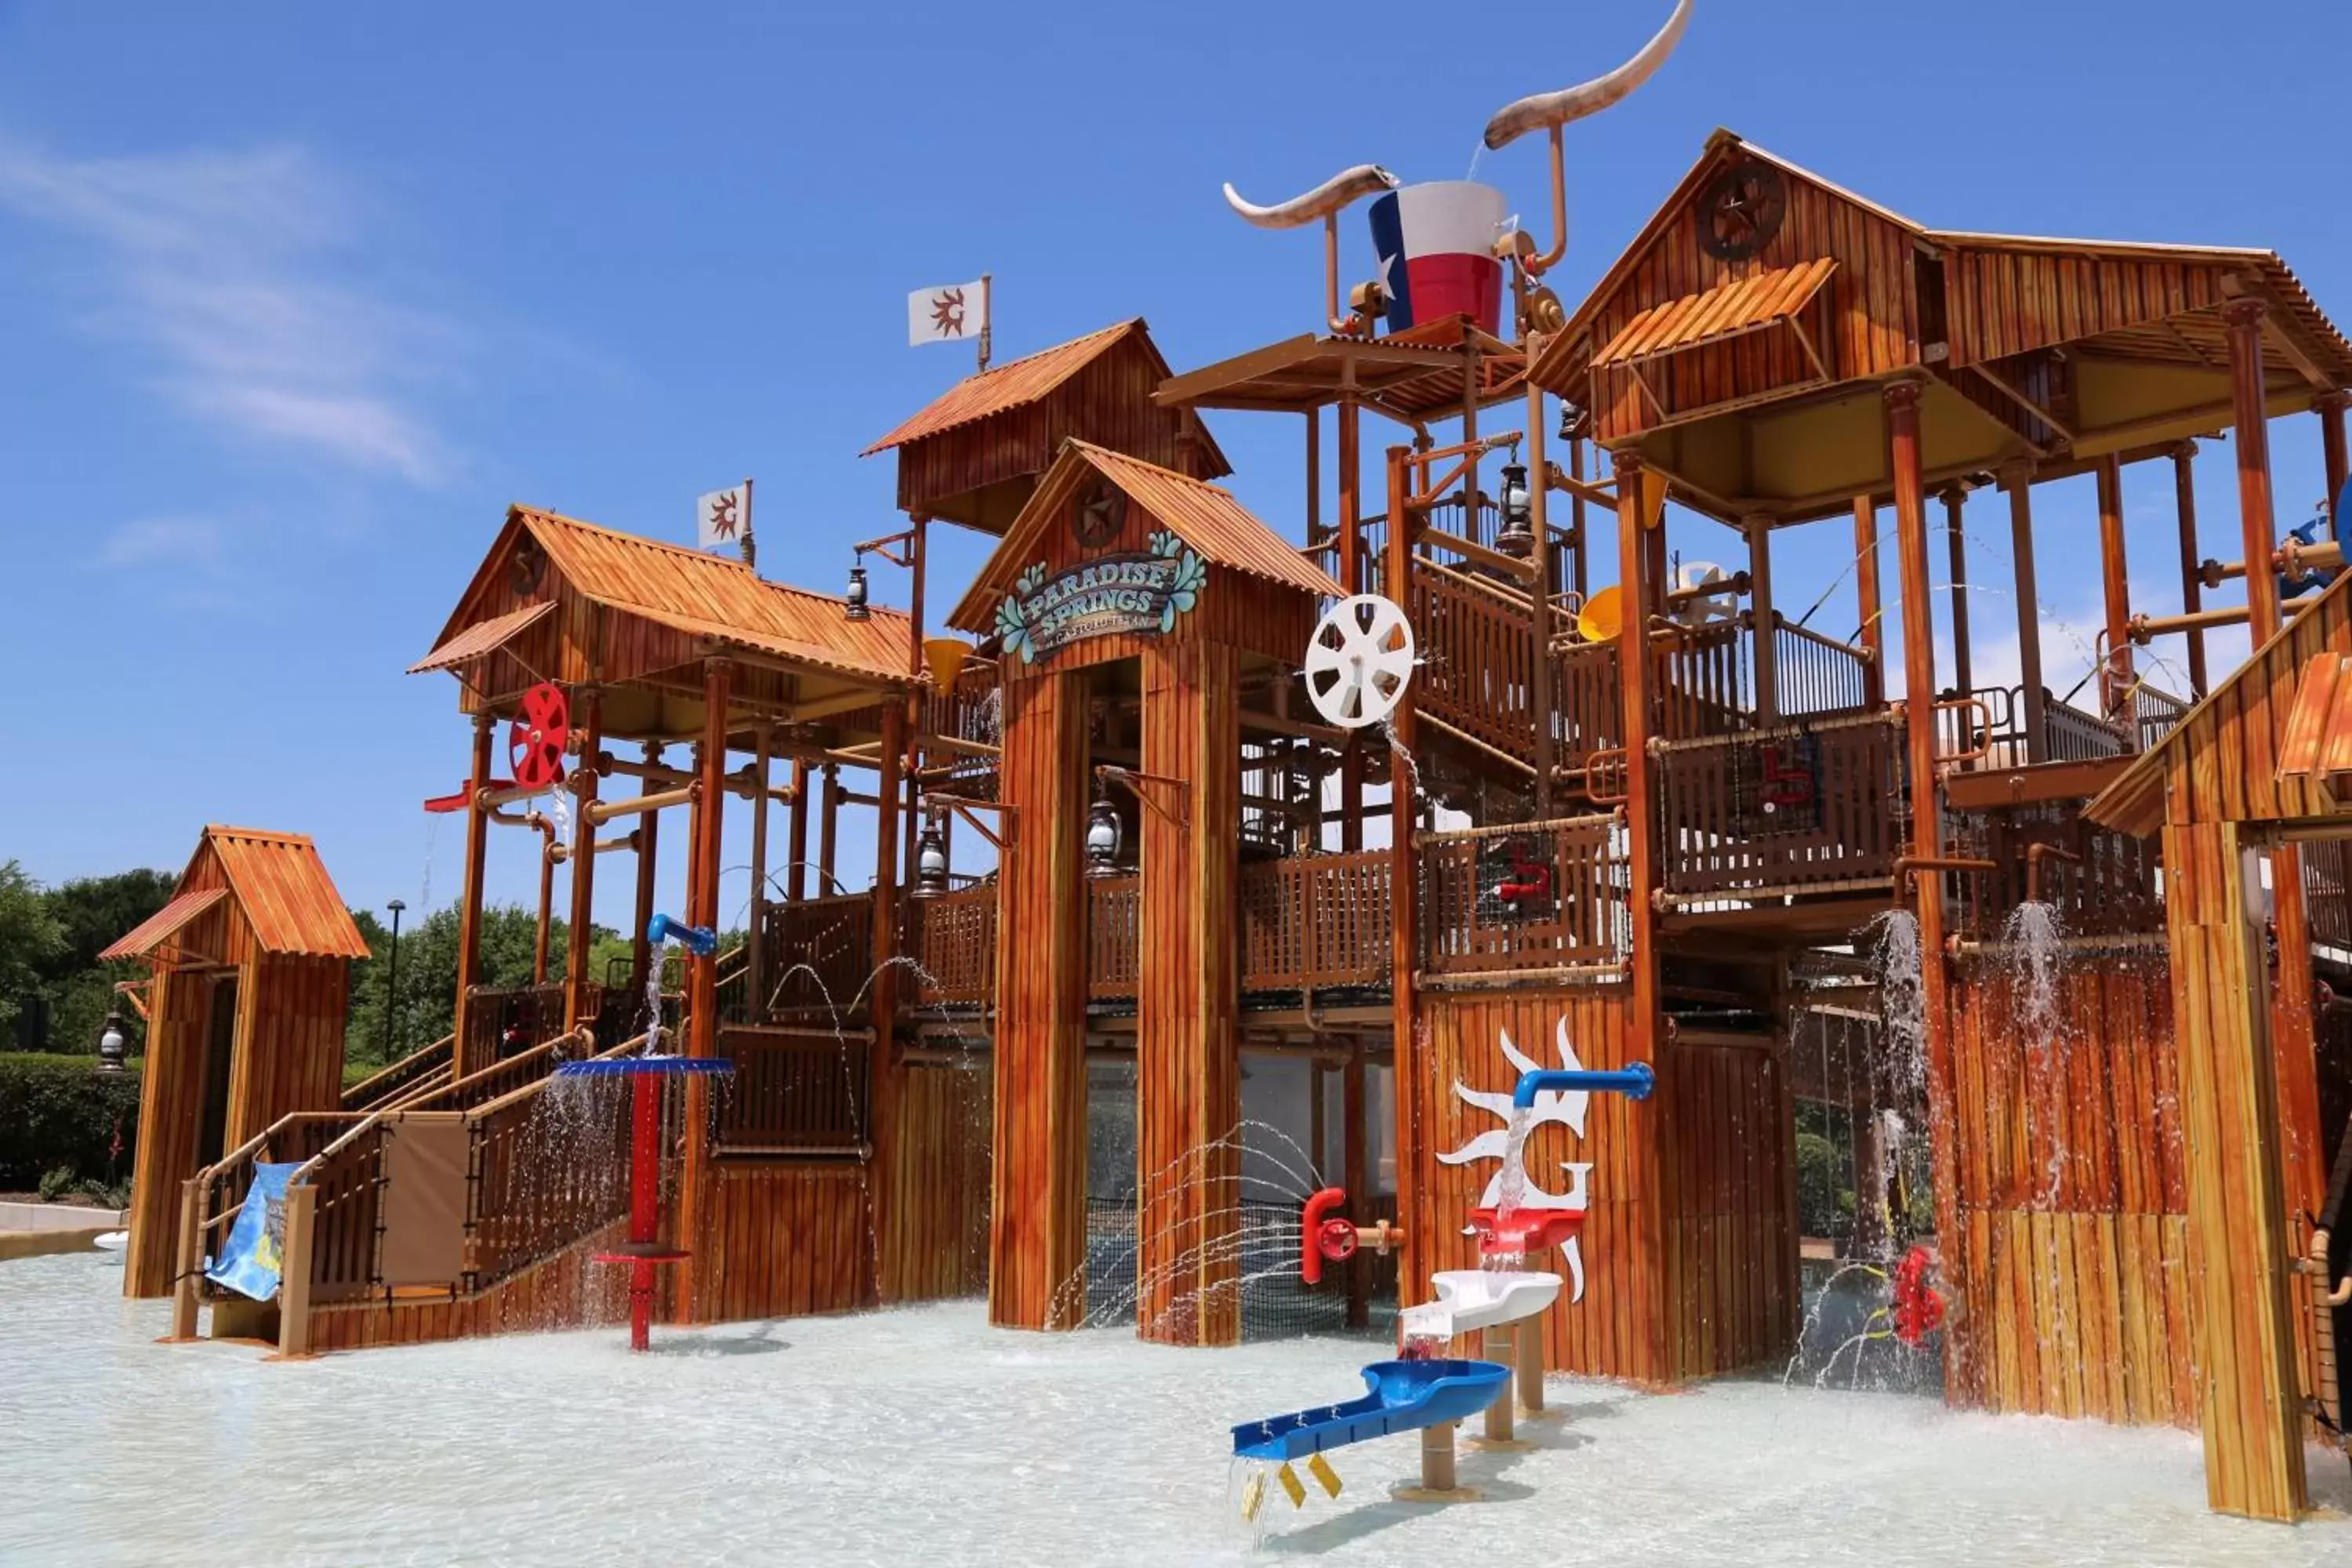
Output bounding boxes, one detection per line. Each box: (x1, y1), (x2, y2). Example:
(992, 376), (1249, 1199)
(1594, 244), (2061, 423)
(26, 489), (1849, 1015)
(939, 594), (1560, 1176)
(342, 903), (621, 1066)
(38, 868), (173, 1056)
(0, 862), (67, 1046)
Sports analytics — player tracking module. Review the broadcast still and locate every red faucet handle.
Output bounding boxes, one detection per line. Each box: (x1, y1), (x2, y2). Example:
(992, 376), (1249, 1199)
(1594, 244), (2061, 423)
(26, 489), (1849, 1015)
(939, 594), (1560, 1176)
(1317, 1217), (1361, 1262)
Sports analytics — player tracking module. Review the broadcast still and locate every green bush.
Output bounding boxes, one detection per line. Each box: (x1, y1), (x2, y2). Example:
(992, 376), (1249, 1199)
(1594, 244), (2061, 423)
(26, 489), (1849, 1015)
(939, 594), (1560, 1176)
(0, 1054), (141, 1192)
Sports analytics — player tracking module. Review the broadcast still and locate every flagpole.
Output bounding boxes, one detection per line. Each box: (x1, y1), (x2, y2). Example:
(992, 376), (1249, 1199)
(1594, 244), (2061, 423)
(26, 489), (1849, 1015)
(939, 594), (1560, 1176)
(978, 273), (992, 373)
(739, 477), (756, 572)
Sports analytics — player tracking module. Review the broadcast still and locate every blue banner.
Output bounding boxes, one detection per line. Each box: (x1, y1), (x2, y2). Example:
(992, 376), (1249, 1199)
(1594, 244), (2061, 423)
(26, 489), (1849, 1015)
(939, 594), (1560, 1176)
(205, 1161), (299, 1301)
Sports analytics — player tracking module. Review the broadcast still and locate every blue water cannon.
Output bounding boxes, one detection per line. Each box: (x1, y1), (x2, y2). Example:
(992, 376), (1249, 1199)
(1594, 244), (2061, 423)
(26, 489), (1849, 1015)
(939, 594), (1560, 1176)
(1512, 1061), (1655, 1109)
(644, 913), (717, 956)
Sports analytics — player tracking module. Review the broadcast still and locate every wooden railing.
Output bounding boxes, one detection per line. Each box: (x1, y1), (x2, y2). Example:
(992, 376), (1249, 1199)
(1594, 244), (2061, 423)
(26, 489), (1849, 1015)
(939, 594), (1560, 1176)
(714, 1024), (871, 1156)
(1652, 620), (1750, 740)
(403, 1029), (590, 1115)
(1420, 814), (1629, 978)
(1087, 877), (1141, 1001)
(911, 884), (996, 1007)
(340, 1034), (454, 1113)
(1947, 800), (2164, 938)
(177, 1112), (362, 1330)
(2307, 839), (2351, 952)
(1237, 851), (1392, 993)
(2132, 683), (2190, 751)
(2043, 694), (2131, 762)
(761, 892), (877, 1018)
(1770, 615), (1874, 717)
(462, 982), (601, 1069)
(1549, 638), (1624, 779)
(462, 1039), (639, 1288)
(1408, 557), (1538, 766)
(1655, 713), (1906, 901)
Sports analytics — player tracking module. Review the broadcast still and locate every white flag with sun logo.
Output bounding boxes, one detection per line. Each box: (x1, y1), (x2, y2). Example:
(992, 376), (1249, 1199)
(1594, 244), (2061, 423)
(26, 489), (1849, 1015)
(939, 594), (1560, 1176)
(695, 485), (749, 553)
(908, 279), (987, 346)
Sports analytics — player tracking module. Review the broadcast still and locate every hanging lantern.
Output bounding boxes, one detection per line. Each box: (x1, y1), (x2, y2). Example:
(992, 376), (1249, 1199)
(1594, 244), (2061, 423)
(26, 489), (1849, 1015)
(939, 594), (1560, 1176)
(1494, 462), (1534, 557)
(845, 556), (870, 620)
(1085, 793), (1125, 878)
(912, 811), (951, 900)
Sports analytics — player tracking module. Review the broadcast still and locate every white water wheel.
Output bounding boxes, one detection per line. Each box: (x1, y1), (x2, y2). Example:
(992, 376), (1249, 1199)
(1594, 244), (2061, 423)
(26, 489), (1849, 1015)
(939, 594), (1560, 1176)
(1305, 594), (1417, 729)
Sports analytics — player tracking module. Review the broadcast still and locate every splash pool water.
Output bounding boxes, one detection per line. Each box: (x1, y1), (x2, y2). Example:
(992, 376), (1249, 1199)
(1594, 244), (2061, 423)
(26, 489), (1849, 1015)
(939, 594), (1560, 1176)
(3, 1250), (2344, 1566)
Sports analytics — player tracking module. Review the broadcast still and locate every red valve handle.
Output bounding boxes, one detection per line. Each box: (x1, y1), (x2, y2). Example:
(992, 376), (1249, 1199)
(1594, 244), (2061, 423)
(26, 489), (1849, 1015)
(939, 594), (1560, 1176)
(1317, 1217), (1360, 1262)
(508, 682), (572, 792)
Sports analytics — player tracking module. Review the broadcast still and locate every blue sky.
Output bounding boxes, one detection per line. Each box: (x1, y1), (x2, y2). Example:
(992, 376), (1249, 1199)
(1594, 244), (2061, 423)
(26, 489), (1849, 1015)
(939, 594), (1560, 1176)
(2, 0), (2346, 932)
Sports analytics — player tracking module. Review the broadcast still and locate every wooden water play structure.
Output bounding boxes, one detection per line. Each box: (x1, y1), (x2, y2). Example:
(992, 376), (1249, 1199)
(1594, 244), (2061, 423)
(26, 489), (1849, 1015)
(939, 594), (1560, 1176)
(113, 11), (2352, 1523)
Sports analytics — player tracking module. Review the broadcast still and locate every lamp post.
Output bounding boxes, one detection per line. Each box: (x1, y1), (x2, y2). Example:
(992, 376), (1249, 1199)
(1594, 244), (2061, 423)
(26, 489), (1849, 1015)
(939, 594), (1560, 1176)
(383, 898), (406, 1063)
(95, 1008), (126, 1073)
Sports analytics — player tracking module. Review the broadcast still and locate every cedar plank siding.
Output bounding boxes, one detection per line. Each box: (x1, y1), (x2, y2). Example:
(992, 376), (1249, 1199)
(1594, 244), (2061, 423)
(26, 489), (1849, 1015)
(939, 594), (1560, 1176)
(1583, 155), (1921, 445)
(880, 1062), (994, 1302)
(1943, 251), (2227, 369)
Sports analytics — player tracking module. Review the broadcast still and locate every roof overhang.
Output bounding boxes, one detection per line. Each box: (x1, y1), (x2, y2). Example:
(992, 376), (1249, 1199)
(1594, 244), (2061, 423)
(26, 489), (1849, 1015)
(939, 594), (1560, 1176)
(408, 600), (554, 675)
(99, 887), (227, 964)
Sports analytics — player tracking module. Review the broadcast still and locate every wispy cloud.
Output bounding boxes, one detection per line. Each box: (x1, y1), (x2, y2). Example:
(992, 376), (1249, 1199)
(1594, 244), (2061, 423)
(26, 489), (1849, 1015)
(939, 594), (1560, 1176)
(0, 140), (460, 482)
(97, 514), (224, 568)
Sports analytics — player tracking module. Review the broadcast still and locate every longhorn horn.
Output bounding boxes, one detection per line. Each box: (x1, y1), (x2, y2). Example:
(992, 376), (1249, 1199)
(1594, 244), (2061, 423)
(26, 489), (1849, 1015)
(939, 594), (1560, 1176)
(1481, 0), (1692, 151)
(1221, 164), (1399, 230)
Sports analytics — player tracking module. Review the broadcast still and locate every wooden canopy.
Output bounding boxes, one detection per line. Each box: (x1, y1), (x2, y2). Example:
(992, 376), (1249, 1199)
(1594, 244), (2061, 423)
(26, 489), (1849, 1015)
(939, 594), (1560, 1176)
(103, 827), (368, 964)
(946, 440), (1341, 635)
(862, 319), (1229, 534)
(1529, 128), (2352, 526)
(413, 506), (915, 745)
(1156, 316), (1527, 426)
(2087, 565), (2352, 837)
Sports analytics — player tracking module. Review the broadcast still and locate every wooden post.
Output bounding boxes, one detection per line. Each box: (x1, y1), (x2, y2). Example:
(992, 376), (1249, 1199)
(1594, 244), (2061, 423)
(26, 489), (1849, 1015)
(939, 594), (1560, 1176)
(1853, 496), (1886, 706)
(1305, 408), (1321, 551)
(1570, 435), (1591, 600)
(1515, 1315), (1544, 1414)
(747, 723), (773, 1022)
(630, 742), (662, 996)
(1338, 397), (1365, 851)
(1746, 513), (1777, 725)
(786, 756), (811, 904)
(2223, 299), (2281, 638)
(2002, 462), (2046, 761)
(1385, 445), (1424, 1293)
(678, 656), (731, 1325)
(2320, 390), (2350, 533)
(169, 1177), (202, 1338)
(1886, 379), (1971, 1402)
(1941, 487), (1972, 698)
(275, 1181), (317, 1358)
(564, 687), (602, 1033)
(2172, 443), (2211, 699)
(532, 827), (555, 985)
(818, 764), (840, 893)
(869, 699), (906, 1307)
(1480, 1325), (1518, 1443)
(1613, 446), (1669, 1384)
(1527, 358), (1555, 811)
(902, 516), (929, 887)
(2163, 819), (2307, 1520)
(452, 712), (495, 1077)
(2096, 456), (2134, 740)
(1343, 1036), (1369, 1330)
(1137, 638), (1242, 1346)
(989, 669), (1090, 1330)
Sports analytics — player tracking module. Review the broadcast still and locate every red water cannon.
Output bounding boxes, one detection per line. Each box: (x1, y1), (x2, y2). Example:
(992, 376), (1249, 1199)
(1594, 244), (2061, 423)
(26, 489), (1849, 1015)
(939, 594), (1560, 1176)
(1467, 1205), (1586, 1258)
(1890, 1245), (1947, 1346)
(1300, 1187), (1406, 1287)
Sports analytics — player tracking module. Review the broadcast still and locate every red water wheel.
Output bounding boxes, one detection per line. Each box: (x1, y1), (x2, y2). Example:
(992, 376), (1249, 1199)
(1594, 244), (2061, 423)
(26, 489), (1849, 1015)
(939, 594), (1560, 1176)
(508, 682), (572, 792)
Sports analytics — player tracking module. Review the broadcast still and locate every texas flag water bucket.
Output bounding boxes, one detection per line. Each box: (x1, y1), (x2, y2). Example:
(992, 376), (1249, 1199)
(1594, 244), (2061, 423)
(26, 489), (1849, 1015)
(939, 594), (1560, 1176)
(1367, 180), (1508, 336)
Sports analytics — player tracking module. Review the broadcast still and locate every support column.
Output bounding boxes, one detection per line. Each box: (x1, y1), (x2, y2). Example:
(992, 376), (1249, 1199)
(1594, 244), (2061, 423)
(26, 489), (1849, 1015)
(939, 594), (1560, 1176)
(1613, 446), (1670, 1384)
(1385, 445), (1426, 1295)
(1137, 638), (1241, 1345)
(786, 755), (811, 904)
(1527, 359), (1555, 811)
(532, 822), (555, 985)
(452, 712), (495, 1077)
(2172, 443), (2209, 699)
(1886, 379), (1972, 1403)
(630, 742), (661, 999)
(677, 656), (731, 1326)
(2224, 299), (2281, 637)
(818, 764), (840, 893)
(747, 724), (772, 1022)
(2096, 456), (2134, 741)
(1745, 513), (1777, 725)
(1570, 435), (1591, 600)
(1342, 1037), (1369, 1330)
(1338, 397), (1365, 851)
(2320, 390), (2350, 533)
(1941, 487), (1972, 698)
(1853, 496), (1886, 706)
(2163, 819), (2307, 1520)
(564, 688), (602, 1034)
(869, 699), (906, 1308)
(989, 669), (1091, 1330)
(2002, 462), (2046, 760)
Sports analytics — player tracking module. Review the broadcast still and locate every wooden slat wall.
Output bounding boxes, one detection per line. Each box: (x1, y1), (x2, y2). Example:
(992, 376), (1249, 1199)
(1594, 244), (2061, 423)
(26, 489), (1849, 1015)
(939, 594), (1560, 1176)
(694, 1161), (873, 1323)
(1584, 159), (1921, 444)
(1405, 989), (1795, 1384)
(1135, 638), (1242, 1345)
(1943, 251), (2227, 369)
(880, 1063), (993, 1302)
(125, 964), (205, 1298)
(2161, 819), (2308, 1519)
(1944, 957), (2193, 1425)
(234, 953), (349, 1139)
(988, 666), (1090, 1328)
(309, 1219), (633, 1352)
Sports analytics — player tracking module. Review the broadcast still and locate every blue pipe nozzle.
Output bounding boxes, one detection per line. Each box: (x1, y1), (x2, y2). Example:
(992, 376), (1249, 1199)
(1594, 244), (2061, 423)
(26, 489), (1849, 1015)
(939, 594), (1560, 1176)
(645, 913), (717, 956)
(1512, 1061), (1654, 1109)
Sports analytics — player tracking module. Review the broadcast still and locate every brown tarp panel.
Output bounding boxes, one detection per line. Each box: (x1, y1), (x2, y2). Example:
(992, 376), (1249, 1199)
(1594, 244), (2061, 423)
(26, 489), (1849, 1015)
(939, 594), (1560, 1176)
(379, 1112), (468, 1287)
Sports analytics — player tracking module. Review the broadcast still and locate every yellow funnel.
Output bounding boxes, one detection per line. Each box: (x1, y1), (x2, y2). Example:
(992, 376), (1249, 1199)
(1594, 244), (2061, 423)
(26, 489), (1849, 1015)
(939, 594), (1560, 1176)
(923, 637), (972, 689)
(1577, 584), (1624, 644)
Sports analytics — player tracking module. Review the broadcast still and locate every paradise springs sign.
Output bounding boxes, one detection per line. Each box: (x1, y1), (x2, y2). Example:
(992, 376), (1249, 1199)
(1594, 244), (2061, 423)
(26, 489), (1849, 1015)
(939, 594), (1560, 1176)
(993, 529), (1207, 664)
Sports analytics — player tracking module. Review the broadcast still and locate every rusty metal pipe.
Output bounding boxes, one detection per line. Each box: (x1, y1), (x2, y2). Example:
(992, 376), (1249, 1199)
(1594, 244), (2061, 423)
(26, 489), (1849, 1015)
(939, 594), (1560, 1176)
(2129, 604), (2250, 644)
(1895, 855), (1998, 884)
(586, 784), (697, 825)
(2024, 841), (2081, 904)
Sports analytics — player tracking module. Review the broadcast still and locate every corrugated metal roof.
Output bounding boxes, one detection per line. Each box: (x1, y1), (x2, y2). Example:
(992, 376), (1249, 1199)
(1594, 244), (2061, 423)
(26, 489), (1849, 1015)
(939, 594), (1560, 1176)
(1592, 257), (1838, 368)
(407, 601), (554, 675)
(99, 887), (227, 963)
(948, 441), (1341, 630)
(862, 321), (1144, 456)
(2281, 652), (2352, 791)
(515, 509), (915, 685)
(205, 827), (372, 960)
